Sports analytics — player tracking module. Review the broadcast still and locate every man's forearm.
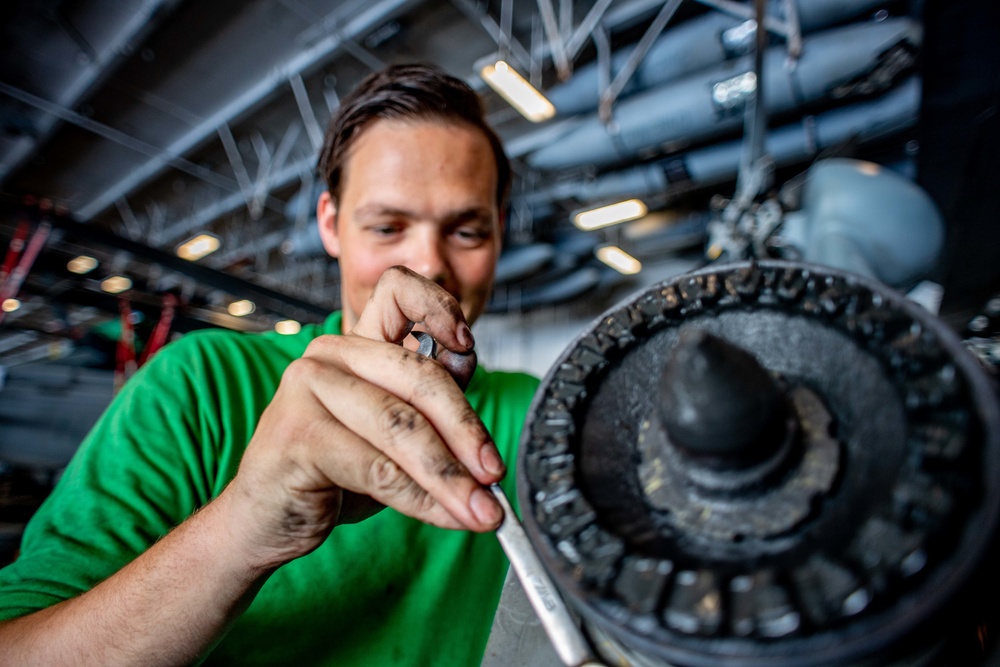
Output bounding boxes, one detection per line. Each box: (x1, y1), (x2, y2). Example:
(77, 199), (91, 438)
(0, 490), (274, 666)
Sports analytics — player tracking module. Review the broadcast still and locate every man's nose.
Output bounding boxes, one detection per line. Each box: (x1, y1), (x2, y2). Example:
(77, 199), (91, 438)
(410, 234), (450, 286)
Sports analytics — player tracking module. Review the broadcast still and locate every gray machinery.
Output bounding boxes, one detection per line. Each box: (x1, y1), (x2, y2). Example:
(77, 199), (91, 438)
(494, 1), (987, 661)
(516, 260), (1000, 666)
(776, 158), (944, 288)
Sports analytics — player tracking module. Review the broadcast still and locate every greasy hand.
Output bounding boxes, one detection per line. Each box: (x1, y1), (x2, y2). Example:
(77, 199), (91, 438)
(224, 266), (506, 568)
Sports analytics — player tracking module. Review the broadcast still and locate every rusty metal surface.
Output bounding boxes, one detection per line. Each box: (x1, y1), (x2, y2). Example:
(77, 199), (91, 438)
(517, 260), (1000, 667)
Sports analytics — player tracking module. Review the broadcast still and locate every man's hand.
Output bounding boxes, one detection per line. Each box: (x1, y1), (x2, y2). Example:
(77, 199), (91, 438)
(223, 266), (507, 569)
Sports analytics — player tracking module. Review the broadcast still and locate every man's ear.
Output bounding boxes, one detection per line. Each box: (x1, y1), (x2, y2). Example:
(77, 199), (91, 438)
(317, 190), (341, 258)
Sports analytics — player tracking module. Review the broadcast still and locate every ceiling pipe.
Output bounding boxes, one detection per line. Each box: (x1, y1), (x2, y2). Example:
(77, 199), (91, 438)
(623, 212), (711, 257)
(543, 0), (889, 118)
(449, 0), (532, 72)
(159, 152), (313, 245)
(0, 82), (267, 210)
(284, 223), (325, 259)
(0, 0), (184, 187)
(507, 1), (890, 158)
(599, 0), (686, 122)
(488, 266), (602, 312)
(75, 0), (422, 222)
(206, 229), (290, 270)
(494, 244), (559, 285)
(523, 77), (920, 209)
(528, 18), (920, 171)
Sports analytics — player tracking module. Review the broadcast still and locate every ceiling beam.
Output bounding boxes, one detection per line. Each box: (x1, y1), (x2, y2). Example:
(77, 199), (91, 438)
(36, 209), (332, 321)
(0, 0), (184, 187)
(75, 0), (422, 222)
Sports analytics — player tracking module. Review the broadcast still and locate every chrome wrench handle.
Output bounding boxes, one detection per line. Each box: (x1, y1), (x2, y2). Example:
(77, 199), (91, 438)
(410, 331), (603, 665)
(489, 484), (605, 667)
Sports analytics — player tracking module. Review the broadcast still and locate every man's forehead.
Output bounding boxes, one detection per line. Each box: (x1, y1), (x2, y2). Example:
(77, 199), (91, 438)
(338, 118), (498, 204)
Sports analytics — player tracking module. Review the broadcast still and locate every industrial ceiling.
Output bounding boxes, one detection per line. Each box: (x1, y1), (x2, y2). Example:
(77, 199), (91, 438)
(0, 0), (931, 368)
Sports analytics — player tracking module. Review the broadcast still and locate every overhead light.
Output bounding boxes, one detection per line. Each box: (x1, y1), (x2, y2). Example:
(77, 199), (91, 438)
(101, 275), (132, 294)
(67, 255), (98, 274)
(480, 60), (555, 123)
(176, 233), (220, 261)
(855, 161), (882, 177)
(228, 299), (256, 317)
(596, 245), (642, 275)
(1, 298), (20, 313)
(275, 319), (301, 335)
(574, 199), (648, 231)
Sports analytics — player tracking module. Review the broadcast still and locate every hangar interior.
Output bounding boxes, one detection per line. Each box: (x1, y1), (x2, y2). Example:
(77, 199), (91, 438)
(1, 0), (999, 654)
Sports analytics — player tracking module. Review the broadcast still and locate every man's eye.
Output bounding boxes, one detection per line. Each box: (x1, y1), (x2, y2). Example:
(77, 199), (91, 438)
(370, 225), (401, 237)
(453, 227), (489, 244)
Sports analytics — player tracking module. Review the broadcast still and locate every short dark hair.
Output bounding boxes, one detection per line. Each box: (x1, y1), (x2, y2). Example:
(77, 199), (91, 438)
(317, 63), (511, 210)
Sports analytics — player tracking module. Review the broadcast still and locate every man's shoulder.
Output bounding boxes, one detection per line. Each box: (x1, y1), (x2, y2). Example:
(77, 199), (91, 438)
(471, 367), (541, 416)
(155, 318), (332, 366)
(151, 327), (282, 366)
(475, 367), (540, 393)
(127, 326), (318, 396)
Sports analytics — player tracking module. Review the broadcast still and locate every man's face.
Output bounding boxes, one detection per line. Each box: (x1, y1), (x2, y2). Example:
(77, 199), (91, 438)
(317, 119), (502, 334)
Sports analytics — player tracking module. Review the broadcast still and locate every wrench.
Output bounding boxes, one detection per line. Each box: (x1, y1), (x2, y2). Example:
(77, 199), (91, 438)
(410, 331), (605, 667)
(489, 483), (606, 667)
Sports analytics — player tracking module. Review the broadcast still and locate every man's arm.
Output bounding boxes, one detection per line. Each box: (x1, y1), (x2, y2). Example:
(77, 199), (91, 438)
(0, 491), (271, 665)
(0, 267), (507, 664)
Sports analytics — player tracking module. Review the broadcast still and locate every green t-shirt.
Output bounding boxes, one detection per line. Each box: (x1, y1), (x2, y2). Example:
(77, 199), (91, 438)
(0, 312), (540, 666)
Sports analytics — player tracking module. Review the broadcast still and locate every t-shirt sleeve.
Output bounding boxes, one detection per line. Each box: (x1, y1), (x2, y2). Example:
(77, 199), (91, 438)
(0, 336), (223, 621)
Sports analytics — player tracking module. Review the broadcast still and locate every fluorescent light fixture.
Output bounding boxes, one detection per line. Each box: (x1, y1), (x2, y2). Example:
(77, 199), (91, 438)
(101, 275), (132, 294)
(176, 233), (221, 261)
(596, 245), (642, 275)
(480, 60), (555, 123)
(574, 199), (648, 231)
(228, 299), (256, 317)
(67, 255), (98, 274)
(855, 161), (882, 177)
(275, 319), (301, 335)
(1, 298), (20, 313)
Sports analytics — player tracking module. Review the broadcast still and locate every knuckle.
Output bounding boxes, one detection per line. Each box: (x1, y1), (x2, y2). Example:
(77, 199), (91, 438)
(401, 348), (448, 381)
(413, 487), (439, 516)
(303, 334), (342, 357)
(403, 348), (448, 377)
(377, 401), (430, 443)
(283, 356), (324, 383)
(457, 405), (484, 429)
(410, 368), (457, 401)
(424, 453), (468, 481)
(380, 265), (416, 288)
(385, 265), (414, 278)
(368, 457), (412, 497)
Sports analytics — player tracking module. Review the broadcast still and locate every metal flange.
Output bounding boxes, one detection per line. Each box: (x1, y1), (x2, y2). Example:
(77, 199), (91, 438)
(518, 260), (1000, 667)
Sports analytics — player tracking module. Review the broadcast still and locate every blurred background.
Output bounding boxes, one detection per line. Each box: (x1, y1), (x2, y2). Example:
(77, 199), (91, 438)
(1, 0), (998, 560)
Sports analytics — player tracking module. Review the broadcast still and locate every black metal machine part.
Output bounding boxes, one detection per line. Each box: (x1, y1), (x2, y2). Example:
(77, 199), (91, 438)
(517, 260), (1000, 667)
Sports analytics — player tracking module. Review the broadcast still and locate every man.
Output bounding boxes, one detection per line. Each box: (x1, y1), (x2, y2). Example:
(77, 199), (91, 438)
(0, 64), (540, 665)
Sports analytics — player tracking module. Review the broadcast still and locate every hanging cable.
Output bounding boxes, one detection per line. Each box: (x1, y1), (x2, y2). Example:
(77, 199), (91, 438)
(114, 298), (137, 394)
(138, 293), (178, 366)
(0, 214), (51, 327)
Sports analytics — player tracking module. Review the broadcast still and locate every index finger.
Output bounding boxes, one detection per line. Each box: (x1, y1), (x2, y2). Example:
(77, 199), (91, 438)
(350, 266), (475, 354)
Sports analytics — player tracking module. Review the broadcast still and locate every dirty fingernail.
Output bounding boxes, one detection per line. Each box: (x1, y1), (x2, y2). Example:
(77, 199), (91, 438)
(457, 323), (475, 350)
(480, 443), (506, 478)
(470, 487), (503, 527)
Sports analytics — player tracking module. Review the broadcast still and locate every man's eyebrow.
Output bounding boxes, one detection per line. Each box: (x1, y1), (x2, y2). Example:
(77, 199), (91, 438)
(442, 206), (494, 225)
(353, 203), (494, 224)
(353, 204), (414, 220)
